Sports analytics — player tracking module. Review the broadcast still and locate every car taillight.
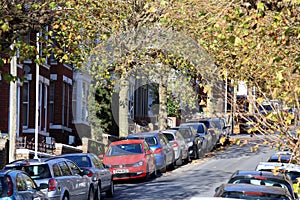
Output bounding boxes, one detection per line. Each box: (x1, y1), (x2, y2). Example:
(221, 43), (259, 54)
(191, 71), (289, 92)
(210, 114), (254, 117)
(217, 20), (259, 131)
(85, 169), (93, 177)
(253, 176), (267, 180)
(6, 176), (13, 196)
(244, 191), (266, 196)
(172, 141), (179, 148)
(48, 179), (57, 191)
(153, 148), (163, 154)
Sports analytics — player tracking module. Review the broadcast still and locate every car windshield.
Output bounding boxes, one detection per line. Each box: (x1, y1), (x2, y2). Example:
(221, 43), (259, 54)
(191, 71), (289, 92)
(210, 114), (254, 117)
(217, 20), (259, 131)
(62, 155), (91, 168)
(222, 191), (290, 199)
(127, 136), (157, 146)
(106, 143), (143, 156)
(178, 129), (192, 139)
(5, 164), (51, 180)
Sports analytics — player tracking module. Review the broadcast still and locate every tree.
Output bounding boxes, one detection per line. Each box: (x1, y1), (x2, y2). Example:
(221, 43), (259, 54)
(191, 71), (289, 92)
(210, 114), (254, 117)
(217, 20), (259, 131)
(165, 0), (300, 161)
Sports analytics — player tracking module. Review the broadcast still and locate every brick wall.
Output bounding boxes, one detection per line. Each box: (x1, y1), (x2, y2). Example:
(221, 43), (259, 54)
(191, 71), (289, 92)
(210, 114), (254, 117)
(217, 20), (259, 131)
(0, 139), (8, 169)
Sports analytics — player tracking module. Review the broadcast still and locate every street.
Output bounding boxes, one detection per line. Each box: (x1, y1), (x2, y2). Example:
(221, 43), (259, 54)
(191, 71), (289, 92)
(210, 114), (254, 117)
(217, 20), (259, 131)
(108, 135), (276, 200)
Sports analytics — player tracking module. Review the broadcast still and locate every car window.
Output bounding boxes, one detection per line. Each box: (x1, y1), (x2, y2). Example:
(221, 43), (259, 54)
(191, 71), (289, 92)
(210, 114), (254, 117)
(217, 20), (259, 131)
(106, 143), (143, 156)
(145, 136), (157, 146)
(13, 164), (51, 180)
(22, 173), (37, 191)
(178, 129), (191, 139)
(58, 161), (72, 176)
(66, 161), (81, 175)
(144, 142), (150, 152)
(0, 177), (5, 197)
(158, 134), (168, 145)
(63, 155), (91, 168)
(92, 154), (103, 169)
(176, 132), (185, 142)
(16, 173), (27, 191)
(163, 133), (174, 141)
(52, 163), (62, 177)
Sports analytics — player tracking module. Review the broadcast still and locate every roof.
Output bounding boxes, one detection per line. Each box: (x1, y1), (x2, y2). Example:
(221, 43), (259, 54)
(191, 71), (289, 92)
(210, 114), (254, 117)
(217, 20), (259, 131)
(221, 183), (290, 195)
(230, 170), (289, 181)
(110, 139), (145, 145)
(256, 162), (300, 173)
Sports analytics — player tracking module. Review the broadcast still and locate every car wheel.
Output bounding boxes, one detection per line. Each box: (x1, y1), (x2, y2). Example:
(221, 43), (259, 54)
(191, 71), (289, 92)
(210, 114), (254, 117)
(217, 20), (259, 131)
(193, 145), (199, 159)
(62, 194), (69, 200)
(160, 159), (167, 173)
(151, 165), (158, 178)
(106, 180), (114, 197)
(175, 152), (183, 166)
(88, 186), (94, 200)
(96, 183), (101, 200)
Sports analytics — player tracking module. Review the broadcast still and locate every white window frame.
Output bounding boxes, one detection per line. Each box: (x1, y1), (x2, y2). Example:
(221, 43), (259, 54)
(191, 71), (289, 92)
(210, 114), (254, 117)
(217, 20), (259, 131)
(22, 81), (30, 128)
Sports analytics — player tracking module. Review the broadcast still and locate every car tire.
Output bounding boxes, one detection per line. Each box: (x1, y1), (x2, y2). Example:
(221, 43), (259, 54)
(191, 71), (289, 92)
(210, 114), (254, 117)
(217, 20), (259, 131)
(160, 159), (167, 173)
(151, 165), (158, 178)
(106, 180), (114, 197)
(175, 152), (183, 166)
(96, 183), (101, 200)
(62, 194), (69, 200)
(88, 186), (94, 200)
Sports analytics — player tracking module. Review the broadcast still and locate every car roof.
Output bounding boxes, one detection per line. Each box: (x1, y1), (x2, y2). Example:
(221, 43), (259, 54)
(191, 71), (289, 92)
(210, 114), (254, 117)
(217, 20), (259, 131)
(256, 162), (300, 172)
(5, 157), (70, 167)
(127, 131), (161, 137)
(230, 170), (289, 180)
(161, 129), (178, 134)
(110, 139), (144, 145)
(221, 183), (291, 195)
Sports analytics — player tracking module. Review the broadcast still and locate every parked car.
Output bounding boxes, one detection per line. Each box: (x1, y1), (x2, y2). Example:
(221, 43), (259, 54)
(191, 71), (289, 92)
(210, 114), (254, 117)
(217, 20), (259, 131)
(102, 139), (157, 181)
(0, 169), (47, 199)
(256, 162), (300, 183)
(210, 117), (230, 143)
(57, 153), (114, 199)
(161, 129), (190, 166)
(170, 126), (203, 159)
(227, 170), (297, 199)
(214, 183), (292, 199)
(4, 157), (93, 200)
(126, 131), (175, 173)
(188, 118), (220, 147)
(268, 151), (295, 163)
(179, 122), (214, 154)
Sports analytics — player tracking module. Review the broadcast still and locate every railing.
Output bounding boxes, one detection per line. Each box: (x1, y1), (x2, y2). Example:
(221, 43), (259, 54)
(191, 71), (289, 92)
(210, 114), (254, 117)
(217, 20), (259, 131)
(16, 137), (56, 154)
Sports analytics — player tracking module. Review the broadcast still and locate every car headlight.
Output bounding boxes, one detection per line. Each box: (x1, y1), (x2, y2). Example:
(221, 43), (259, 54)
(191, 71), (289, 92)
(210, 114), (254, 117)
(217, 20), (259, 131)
(133, 161), (144, 167)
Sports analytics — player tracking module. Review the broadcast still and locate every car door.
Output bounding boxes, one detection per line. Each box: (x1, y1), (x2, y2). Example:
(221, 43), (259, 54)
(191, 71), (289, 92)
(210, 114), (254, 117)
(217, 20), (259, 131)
(91, 154), (111, 190)
(175, 131), (188, 159)
(158, 134), (174, 165)
(144, 141), (156, 173)
(66, 160), (89, 199)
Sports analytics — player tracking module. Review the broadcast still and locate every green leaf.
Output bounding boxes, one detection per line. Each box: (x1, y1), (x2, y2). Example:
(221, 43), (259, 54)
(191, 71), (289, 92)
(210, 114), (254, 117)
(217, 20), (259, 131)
(295, 57), (300, 62)
(1, 23), (9, 32)
(257, 2), (264, 10)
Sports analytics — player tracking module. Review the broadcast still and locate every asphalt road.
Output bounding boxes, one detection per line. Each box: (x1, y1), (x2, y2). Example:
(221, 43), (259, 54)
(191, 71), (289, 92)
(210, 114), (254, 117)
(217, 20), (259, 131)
(106, 134), (276, 200)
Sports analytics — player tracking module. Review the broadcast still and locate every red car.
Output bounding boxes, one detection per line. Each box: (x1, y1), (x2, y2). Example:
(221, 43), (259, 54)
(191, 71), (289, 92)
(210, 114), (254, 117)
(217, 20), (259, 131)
(103, 139), (157, 181)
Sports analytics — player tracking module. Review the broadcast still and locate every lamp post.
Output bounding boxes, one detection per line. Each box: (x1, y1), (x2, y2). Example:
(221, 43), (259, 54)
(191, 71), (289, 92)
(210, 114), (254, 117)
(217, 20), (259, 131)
(34, 32), (40, 159)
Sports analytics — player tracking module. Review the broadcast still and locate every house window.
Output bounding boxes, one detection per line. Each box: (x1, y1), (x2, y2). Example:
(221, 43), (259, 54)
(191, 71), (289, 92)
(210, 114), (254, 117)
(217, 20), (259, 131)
(44, 84), (48, 132)
(22, 82), (29, 127)
(39, 82), (43, 131)
(49, 82), (54, 123)
(66, 83), (70, 126)
(62, 82), (70, 126)
(82, 81), (89, 122)
(72, 81), (77, 120)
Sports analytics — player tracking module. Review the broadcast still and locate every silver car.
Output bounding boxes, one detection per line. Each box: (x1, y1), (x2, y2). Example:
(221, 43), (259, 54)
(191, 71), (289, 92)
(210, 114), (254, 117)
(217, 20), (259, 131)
(162, 129), (190, 166)
(4, 157), (93, 200)
(57, 153), (114, 200)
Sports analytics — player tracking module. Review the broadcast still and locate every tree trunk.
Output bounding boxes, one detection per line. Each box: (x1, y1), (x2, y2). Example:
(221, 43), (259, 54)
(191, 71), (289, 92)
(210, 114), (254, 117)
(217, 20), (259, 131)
(158, 75), (168, 130)
(119, 79), (129, 138)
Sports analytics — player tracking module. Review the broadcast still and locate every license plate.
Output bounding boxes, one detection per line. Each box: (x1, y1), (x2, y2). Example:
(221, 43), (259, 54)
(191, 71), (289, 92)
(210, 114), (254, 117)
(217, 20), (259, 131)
(113, 169), (129, 174)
